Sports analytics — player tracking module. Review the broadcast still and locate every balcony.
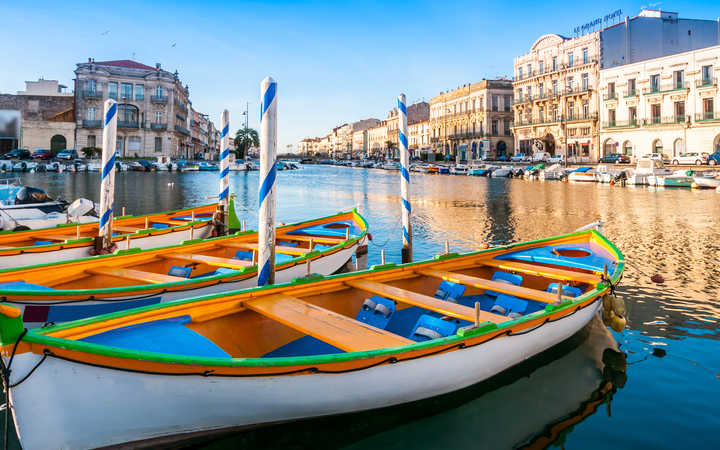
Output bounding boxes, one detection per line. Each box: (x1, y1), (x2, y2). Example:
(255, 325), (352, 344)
(82, 90), (103, 99)
(642, 81), (689, 95)
(624, 90), (637, 98)
(174, 100), (188, 114)
(564, 86), (590, 96)
(176, 113), (186, 121)
(695, 112), (720, 122)
(82, 120), (101, 128)
(696, 78), (717, 88)
(151, 95), (168, 103)
(604, 93), (616, 101)
(644, 115), (685, 126)
(135, 94), (145, 101)
(602, 119), (638, 128)
(174, 125), (191, 136)
(118, 121), (139, 129)
(151, 122), (168, 130)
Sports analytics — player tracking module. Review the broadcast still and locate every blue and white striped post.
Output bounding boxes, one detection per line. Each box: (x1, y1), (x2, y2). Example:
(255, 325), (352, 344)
(219, 109), (230, 227)
(398, 93), (412, 263)
(257, 77), (278, 286)
(99, 99), (117, 248)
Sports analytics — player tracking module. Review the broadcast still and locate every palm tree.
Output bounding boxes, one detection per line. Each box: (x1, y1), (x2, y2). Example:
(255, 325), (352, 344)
(234, 127), (259, 159)
(385, 140), (398, 160)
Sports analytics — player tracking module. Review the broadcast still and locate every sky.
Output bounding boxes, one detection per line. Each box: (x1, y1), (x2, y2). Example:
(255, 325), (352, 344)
(0, 0), (713, 151)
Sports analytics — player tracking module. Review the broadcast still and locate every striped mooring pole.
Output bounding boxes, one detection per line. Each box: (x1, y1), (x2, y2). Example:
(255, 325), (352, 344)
(99, 99), (117, 248)
(398, 93), (412, 263)
(257, 77), (278, 286)
(219, 109), (230, 227)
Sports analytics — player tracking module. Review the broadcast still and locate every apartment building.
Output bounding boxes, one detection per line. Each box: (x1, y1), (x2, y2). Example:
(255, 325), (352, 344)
(431, 80), (513, 161)
(599, 44), (720, 159)
(74, 58), (199, 158)
(385, 102), (429, 158)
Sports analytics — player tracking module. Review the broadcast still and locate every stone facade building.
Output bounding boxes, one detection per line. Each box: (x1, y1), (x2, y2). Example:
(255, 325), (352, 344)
(74, 59), (198, 158)
(431, 80), (513, 161)
(385, 102), (429, 158)
(0, 79), (75, 152)
(368, 122), (388, 156)
(512, 33), (601, 160)
(408, 119), (430, 155)
(599, 44), (720, 159)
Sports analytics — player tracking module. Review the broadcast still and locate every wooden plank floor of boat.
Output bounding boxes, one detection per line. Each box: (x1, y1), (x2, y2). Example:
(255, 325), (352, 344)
(417, 269), (567, 304)
(161, 253), (253, 269)
(219, 242), (309, 256)
(481, 259), (601, 285)
(86, 267), (188, 284)
(245, 294), (414, 352)
(345, 279), (506, 324)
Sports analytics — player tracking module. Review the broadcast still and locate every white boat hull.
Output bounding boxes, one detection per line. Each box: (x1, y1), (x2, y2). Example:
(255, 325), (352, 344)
(692, 177), (720, 188)
(491, 168), (512, 178)
(568, 173), (596, 182)
(7, 298), (600, 449)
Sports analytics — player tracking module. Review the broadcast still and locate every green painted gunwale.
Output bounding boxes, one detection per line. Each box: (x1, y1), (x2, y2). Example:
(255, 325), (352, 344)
(13, 229), (624, 369)
(0, 209), (367, 297)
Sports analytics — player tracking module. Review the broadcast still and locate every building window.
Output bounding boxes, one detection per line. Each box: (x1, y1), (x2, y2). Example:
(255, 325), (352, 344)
(628, 78), (636, 96)
(504, 96), (511, 111)
(703, 98), (714, 120)
(155, 85), (163, 97)
(623, 141), (632, 156)
(88, 135), (96, 147)
(154, 137), (162, 153)
(674, 70), (684, 89)
(527, 86), (532, 100)
(582, 100), (589, 118)
(650, 74), (660, 92)
(674, 101), (685, 122)
(607, 82), (615, 98)
(539, 106), (545, 122)
(539, 60), (544, 74)
(527, 63), (532, 77)
(552, 56), (557, 71)
(108, 82), (118, 99)
(87, 107), (96, 121)
(582, 48), (588, 64)
(552, 105), (558, 121)
(582, 73), (588, 91)
(653, 140), (663, 154)
(568, 53), (574, 68)
(155, 111), (163, 123)
(539, 82), (544, 97)
(120, 83), (132, 100)
(128, 136), (141, 152)
(629, 106), (637, 125)
(608, 109), (616, 127)
(491, 120), (498, 135)
(568, 101), (575, 120)
(87, 79), (96, 93)
(702, 65), (714, 84)
(567, 76), (574, 92)
(135, 85), (144, 101)
(518, 67), (523, 79)
(651, 104), (661, 123)
(552, 80), (558, 96)
(503, 121), (510, 135)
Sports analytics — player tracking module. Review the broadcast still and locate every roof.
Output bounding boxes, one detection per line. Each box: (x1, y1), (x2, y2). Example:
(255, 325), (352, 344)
(92, 60), (158, 71)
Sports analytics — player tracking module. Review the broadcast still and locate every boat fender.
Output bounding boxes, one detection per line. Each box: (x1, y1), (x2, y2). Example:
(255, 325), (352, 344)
(610, 314), (626, 332)
(602, 294), (614, 312)
(612, 295), (626, 317)
(362, 298), (377, 311)
(414, 326), (443, 340)
(374, 303), (392, 318)
(490, 304), (507, 315)
(367, 233), (373, 241)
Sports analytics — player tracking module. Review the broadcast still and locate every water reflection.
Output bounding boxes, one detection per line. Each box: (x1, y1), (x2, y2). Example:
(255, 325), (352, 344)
(7, 166), (719, 449)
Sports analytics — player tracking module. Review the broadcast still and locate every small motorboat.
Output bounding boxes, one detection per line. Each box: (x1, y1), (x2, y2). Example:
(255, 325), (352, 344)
(155, 156), (172, 171)
(692, 173), (720, 189)
(0, 209), (368, 328)
(539, 163), (565, 181)
(491, 167), (512, 178)
(450, 163), (469, 175)
(0, 229), (623, 449)
(468, 164), (492, 176)
(87, 160), (102, 172)
(438, 165), (450, 175)
(130, 160), (157, 172)
(626, 158), (673, 186)
(648, 170), (694, 188)
(567, 167), (596, 182)
(198, 161), (219, 171)
(426, 164), (439, 174)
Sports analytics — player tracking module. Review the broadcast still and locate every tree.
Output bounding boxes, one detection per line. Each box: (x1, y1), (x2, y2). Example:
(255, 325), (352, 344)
(234, 127), (259, 159)
(385, 140), (398, 159)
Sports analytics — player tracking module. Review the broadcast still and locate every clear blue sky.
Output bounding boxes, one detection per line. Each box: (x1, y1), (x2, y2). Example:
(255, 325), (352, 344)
(0, 1), (713, 151)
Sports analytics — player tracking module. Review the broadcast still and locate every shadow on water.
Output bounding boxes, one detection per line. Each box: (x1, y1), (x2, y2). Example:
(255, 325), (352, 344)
(164, 318), (625, 450)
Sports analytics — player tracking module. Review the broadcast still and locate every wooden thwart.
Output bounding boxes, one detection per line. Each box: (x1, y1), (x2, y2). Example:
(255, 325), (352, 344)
(245, 294), (414, 352)
(161, 253), (253, 269)
(86, 266), (187, 284)
(279, 236), (345, 245)
(345, 279), (506, 324)
(219, 242), (309, 256)
(418, 269), (568, 304)
(113, 225), (143, 233)
(481, 259), (601, 285)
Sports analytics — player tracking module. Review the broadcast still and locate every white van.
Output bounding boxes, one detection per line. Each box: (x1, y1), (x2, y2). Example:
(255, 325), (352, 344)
(532, 152), (550, 162)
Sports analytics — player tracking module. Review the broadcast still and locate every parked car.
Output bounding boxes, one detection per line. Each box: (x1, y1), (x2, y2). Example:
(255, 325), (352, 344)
(648, 152), (670, 164)
(707, 152), (720, 166)
(496, 154), (509, 162)
(599, 153), (631, 164)
(56, 149), (79, 160)
(532, 152), (551, 162)
(30, 149), (53, 160)
(5, 148), (30, 159)
(547, 154), (565, 164)
(510, 153), (526, 162)
(671, 152), (708, 165)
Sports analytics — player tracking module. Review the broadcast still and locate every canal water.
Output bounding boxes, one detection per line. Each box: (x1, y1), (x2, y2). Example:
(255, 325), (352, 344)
(4, 166), (720, 449)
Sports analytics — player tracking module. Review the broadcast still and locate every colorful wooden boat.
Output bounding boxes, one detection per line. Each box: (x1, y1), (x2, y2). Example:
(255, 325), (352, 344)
(0, 209), (367, 328)
(567, 167), (596, 182)
(0, 229), (623, 449)
(0, 202), (228, 269)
